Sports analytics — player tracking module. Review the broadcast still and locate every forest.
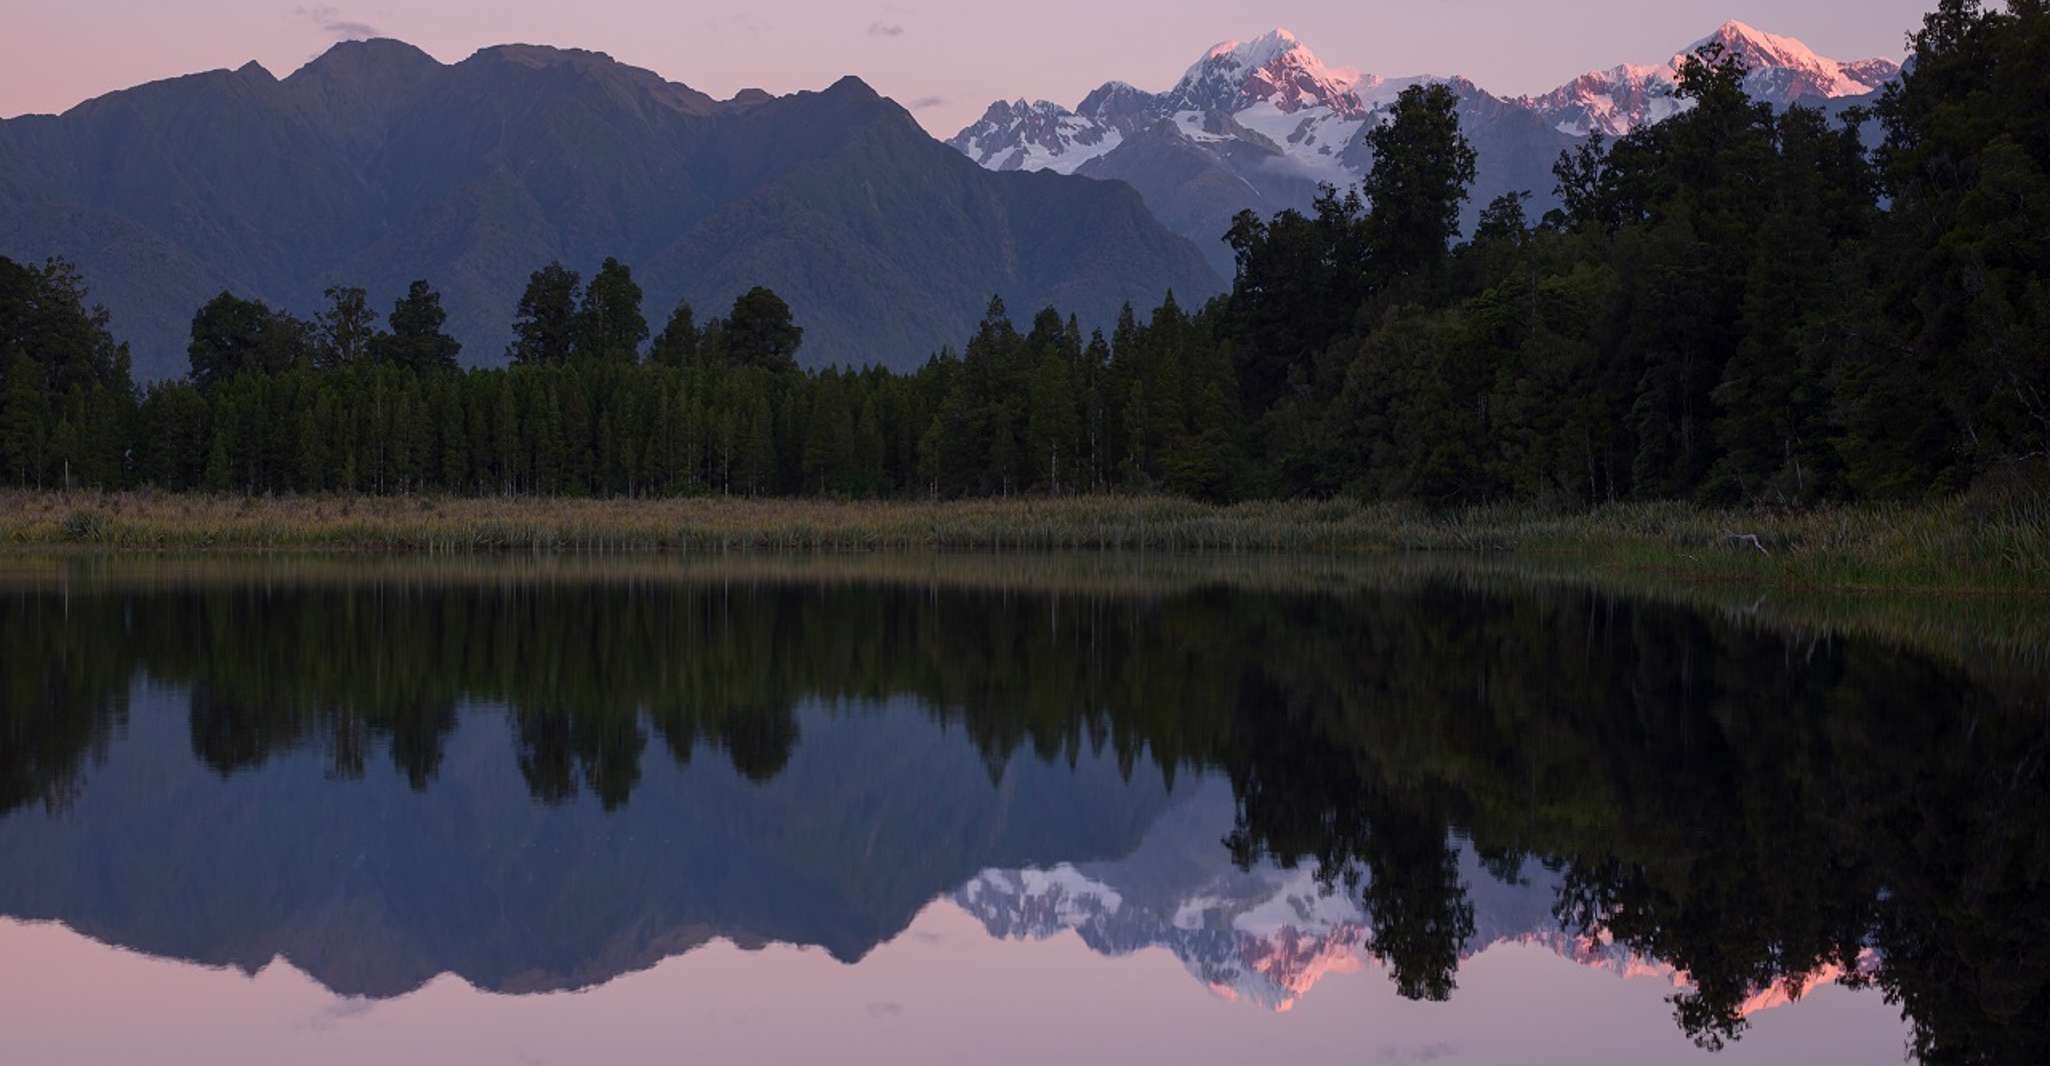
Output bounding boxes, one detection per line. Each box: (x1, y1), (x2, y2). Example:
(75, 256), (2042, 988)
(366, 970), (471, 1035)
(0, 0), (2044, 507)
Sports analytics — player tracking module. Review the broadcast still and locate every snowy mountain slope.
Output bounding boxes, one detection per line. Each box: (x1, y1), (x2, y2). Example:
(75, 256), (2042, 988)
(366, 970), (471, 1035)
(950, 81), (1167, 175)
(1523, 19), (1899, 137)
(949, 21), (1901, 266)
(947, 29), (1557, 266)
(1165, 29), (1368, 117)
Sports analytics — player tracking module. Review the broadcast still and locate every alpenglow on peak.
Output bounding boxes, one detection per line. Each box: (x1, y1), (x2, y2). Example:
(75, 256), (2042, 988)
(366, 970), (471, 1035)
(1167, 28), (1366, 116)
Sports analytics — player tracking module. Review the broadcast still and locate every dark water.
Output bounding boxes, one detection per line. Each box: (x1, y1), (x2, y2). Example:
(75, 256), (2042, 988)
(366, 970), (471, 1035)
(2, 556), (2044, 1065)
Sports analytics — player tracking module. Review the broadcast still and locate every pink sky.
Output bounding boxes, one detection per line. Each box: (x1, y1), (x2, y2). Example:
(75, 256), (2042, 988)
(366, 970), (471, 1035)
(1, 1), (1935, 136)
(1, 910), (1905, 1066)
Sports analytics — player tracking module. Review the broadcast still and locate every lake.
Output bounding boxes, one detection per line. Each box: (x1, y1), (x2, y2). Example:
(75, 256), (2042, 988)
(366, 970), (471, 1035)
(2, 554), (2044, 1064)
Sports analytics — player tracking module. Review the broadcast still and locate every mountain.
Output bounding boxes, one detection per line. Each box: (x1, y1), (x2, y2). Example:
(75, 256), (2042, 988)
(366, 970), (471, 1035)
(950, 30), (1573, 275)
(0, 692), (1179, 998)
(950, 22), (1901, 274)
(1166, 29), (1368, 116)
(954, 778), (1868, 1015)
(0, 41), (1220, 379)
(1523, 20), (1900, 136)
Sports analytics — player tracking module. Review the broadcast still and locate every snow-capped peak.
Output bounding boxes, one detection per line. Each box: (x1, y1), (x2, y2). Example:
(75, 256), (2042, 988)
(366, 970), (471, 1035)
(1521, 19), (1902, 137)
(1692, 19), (1822, 69)
(948, 95), (1128, 175)
(1169, 28), (1366, 116)
(949, 17), (1906, 197)
(1196, 29), (1304, 75)
(1681, 19), (1897, 98)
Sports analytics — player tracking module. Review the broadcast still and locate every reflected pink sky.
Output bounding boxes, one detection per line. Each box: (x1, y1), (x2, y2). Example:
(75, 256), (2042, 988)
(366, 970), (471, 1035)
(1, 905), (1906, 1066)
(1, 1), (1936, 135)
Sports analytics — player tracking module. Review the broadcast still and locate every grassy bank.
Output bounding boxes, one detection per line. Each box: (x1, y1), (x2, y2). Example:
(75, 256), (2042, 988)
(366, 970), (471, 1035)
(2, 489), (2045, 592)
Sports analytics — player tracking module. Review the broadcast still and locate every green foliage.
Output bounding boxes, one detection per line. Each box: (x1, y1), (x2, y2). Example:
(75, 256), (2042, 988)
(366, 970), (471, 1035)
(1216, 3), (2048, 508)
(0, 257), (134, 488)
(1361, 82), (1478, 284)
(188, 291), (309, 391)
(379, 281), (462, 373)
(574, 258), (647, 363)
(507, 262), (581, 366)
(1, 350), (49, 485)
(649, 300), (701, 369)
(1863, 0), (2050, 488)
(723, 286), (804, 372)
(314, 286), (380, 370)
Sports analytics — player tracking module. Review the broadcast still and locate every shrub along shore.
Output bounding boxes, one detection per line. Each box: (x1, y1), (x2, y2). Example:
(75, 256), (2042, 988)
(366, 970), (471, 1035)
(4, 489), (2045, 594)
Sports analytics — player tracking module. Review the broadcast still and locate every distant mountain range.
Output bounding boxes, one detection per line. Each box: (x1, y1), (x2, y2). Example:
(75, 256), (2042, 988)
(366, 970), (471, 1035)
(950, 21), (1900, 276)
(0, 21), (1902, 381)
(0, 42), (1219, 380)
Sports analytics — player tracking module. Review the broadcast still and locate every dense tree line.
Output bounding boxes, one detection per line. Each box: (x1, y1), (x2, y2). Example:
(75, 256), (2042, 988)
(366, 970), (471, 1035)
(2, 0), (2043, 505)
(1220, 0), (2049, 505)
(5, 249), (1244, 499)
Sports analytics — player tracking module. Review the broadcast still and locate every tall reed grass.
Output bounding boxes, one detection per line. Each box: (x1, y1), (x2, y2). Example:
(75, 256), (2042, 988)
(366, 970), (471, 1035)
(3, 487), (2044, 593)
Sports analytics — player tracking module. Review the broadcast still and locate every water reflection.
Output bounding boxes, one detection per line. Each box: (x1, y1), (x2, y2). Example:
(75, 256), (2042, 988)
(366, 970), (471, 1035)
(0, 556), (2044, 1063)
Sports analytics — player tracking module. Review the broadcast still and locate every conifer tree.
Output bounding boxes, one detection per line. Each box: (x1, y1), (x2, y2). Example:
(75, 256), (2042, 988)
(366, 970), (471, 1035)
(575, 258), (648, 363)
(725, 288), (804, 373)
(383, 281), (463, 373)
(650, 301), (702, 368)
(1361, 83), (1477, 286)
(508, 263), (582, 366)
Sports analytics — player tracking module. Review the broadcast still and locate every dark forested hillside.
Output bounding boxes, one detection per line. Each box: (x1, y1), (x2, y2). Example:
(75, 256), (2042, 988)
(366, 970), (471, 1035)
(2, 0), (2044, 507)
(0, 41), (1219, 380)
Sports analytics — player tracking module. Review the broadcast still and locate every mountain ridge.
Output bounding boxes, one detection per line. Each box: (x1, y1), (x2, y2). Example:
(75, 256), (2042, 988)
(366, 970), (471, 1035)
(949, 20), (1900, 273)
(0, 43), (1220, 380)
(1521, 19), (1899, 136)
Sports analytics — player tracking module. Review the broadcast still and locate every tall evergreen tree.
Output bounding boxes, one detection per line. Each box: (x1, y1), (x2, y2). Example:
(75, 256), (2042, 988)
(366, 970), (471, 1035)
(574, 258), (648, 363)
(725, 287), (804, 373)
(507, 263), (582, 366)
(650, 301), (701, 368)
(382, 281), (463, 373)
(1360, 83), (1478, 285)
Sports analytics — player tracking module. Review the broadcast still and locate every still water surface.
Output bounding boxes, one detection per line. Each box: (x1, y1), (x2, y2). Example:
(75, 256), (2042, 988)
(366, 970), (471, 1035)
(2, 555), (2044, 1064)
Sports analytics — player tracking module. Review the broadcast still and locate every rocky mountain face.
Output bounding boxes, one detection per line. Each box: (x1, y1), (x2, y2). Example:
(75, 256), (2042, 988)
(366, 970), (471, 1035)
(950, 21), (1900, 275)
(1522, 20), (1900, 136)
(0, 41), (1221, 379)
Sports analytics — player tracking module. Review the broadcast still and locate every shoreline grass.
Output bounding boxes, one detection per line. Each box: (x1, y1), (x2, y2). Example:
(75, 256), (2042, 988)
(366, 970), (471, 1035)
(2, 489), (2045, 594)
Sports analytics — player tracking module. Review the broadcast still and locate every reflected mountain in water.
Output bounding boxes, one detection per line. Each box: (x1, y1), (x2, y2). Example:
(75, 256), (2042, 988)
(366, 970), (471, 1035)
(0, 557), (2044, 1063)
(0, 693), (1173, 996)
(957, 778), (1867, 1016)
